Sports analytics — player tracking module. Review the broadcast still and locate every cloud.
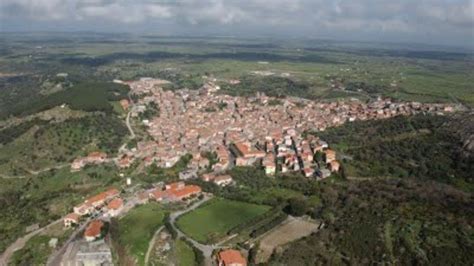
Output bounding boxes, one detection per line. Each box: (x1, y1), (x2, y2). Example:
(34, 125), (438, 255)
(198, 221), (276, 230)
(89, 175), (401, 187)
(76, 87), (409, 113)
(1, 0), (473, 46)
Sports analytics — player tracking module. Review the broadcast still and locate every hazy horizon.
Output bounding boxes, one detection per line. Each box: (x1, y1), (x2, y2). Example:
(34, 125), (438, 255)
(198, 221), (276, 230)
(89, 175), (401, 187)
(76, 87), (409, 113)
(1, 0), (473, 48)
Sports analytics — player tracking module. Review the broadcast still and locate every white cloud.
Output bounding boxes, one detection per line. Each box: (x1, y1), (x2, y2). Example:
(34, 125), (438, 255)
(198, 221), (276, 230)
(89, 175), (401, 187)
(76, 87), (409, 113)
(1, 0), (473, 45)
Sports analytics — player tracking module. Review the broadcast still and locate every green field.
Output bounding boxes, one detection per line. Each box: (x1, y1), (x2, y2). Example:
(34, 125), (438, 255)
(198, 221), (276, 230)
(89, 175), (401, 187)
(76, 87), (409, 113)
(174, 239), (196, 266)
(176, 198), (271, 244)
(112, 203), (167, 265)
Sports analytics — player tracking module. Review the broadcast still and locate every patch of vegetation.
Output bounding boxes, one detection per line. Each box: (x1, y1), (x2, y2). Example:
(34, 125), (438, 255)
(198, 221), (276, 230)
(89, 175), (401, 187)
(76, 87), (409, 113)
(10, 223), (72, 266)
(138, 154), (192, 184)
(267, 99), (283, 106)
(221, 76), (313, 98)
(315, 114), (474, 190)
(138, 102), (160, 121)
(5, 81), (129, 118)
(271, 179), (474, 265)
(0, 114), (127, 175)
(345, 81), (389, 94)
(174, 238), (197, 266)
(176, 198), (271, 244)
(0, 118), (48, 145)
(110, 203), (167, 265)
(10, 235), (52, 265)
(0, 165), (121, 254)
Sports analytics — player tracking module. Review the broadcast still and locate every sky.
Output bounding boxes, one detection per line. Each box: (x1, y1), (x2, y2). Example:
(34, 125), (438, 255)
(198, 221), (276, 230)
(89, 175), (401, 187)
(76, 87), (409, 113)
(1, 0), (473, 47)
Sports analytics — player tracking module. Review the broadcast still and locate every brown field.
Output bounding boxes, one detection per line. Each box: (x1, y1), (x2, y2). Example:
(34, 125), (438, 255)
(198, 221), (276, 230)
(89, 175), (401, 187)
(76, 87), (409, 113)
(256, 216), (320, 263)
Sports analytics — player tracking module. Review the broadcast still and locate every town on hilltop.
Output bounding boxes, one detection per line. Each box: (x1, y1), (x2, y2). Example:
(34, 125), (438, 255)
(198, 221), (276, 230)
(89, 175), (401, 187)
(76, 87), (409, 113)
(52, 77), (459, 265)
(73, 77), (457, 180)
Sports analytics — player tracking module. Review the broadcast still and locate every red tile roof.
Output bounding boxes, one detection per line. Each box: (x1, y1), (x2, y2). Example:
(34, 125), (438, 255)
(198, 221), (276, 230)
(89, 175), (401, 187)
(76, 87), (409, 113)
(169, 185), (201, 199)
(88, 151), (107, 159)
(84, 220), (104, 238)
(218, 249), (247, 266)
(107, 198), (123, 210)
(166, 182), (185, 190)
(85, 188), (119, 205)
(150, 189), (167, 200)
(105, 188), (120, 197)
(64, 213), (80, 222)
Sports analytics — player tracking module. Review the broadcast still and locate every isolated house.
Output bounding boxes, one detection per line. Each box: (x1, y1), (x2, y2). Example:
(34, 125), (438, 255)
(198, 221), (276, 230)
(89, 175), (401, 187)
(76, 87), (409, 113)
(213, 175), (233, 187)
(150, 182), (202, 202)
(120, 99), (130, 110)
(71, 151), (107, 171)
(84, 220), (104, 242)
(167, 185), (202, 201)
(324, 149), (336, 163)
(217, 249), (247, 266)
(329, 160), (341, 172)
(64, 213), (80, 228)
(106, 198), (124, 217)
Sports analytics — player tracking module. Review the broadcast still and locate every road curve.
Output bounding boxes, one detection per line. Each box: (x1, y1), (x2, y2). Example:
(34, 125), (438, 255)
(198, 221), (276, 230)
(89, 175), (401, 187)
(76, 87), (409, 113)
(0, 219), (62, 266)
(168, 195), (220, 266)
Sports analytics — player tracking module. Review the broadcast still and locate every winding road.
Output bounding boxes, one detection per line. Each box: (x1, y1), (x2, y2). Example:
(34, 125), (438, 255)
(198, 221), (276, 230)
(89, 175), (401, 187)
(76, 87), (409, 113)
(168, 195), (222, 266)
(126, 108), (136, 139)
(144, 226), (164, 265)
(0, 219), (62, 266)
(46, 217), (92, 266)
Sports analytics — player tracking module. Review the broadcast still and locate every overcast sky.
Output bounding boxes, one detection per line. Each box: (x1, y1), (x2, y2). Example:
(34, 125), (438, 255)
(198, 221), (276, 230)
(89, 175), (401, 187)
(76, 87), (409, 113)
(1, 0), (473, 47)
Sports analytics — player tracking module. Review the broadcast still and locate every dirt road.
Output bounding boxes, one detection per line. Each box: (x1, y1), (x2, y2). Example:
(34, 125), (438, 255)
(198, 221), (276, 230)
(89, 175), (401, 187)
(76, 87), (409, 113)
(0, 219), (62, 266)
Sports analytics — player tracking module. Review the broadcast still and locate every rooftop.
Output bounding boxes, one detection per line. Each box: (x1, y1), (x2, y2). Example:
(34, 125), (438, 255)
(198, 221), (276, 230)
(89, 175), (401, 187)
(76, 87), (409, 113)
(84, 220), (104, 238)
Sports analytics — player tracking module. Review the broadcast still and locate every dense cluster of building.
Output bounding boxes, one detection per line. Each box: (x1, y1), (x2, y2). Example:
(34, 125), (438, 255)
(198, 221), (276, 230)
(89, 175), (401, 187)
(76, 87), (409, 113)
(111, 78), (455, 178)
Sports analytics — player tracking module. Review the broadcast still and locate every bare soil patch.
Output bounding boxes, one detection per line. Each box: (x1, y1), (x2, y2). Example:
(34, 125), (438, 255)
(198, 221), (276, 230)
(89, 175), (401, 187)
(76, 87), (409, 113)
(256, 216), (320, 263)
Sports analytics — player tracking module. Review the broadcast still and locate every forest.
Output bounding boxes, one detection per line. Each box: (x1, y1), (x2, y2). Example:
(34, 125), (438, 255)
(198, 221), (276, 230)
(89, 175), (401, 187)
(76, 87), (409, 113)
(315, 114), (474, 191)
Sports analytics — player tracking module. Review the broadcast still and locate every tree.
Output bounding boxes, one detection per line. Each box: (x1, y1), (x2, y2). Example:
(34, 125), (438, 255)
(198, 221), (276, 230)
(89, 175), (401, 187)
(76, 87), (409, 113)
(314, 151), (324, 163)
(285, 197), (309, 216)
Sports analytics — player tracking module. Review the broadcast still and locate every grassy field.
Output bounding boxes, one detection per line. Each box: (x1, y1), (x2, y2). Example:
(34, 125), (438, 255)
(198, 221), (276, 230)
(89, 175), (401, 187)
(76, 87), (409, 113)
(113, 203), (167, 265)
(176, 198), (271, 244)
(174, 238), (196, 266)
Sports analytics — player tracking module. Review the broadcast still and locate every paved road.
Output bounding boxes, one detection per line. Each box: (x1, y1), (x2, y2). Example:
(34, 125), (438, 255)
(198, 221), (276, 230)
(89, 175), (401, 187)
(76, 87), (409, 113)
(125, 109), (136, 139)
(46, 217), (92, 266)
(0, 219), (62, 266)
(168, 195), (221, 266)
(125, 93), (137, 140)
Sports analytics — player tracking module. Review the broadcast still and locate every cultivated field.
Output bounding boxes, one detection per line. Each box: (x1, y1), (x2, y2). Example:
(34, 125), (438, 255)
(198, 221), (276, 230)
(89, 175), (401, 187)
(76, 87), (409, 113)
(176, 198), (271, 244)
(256, 216), (320, 263)
(113, 203), (166, 265)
